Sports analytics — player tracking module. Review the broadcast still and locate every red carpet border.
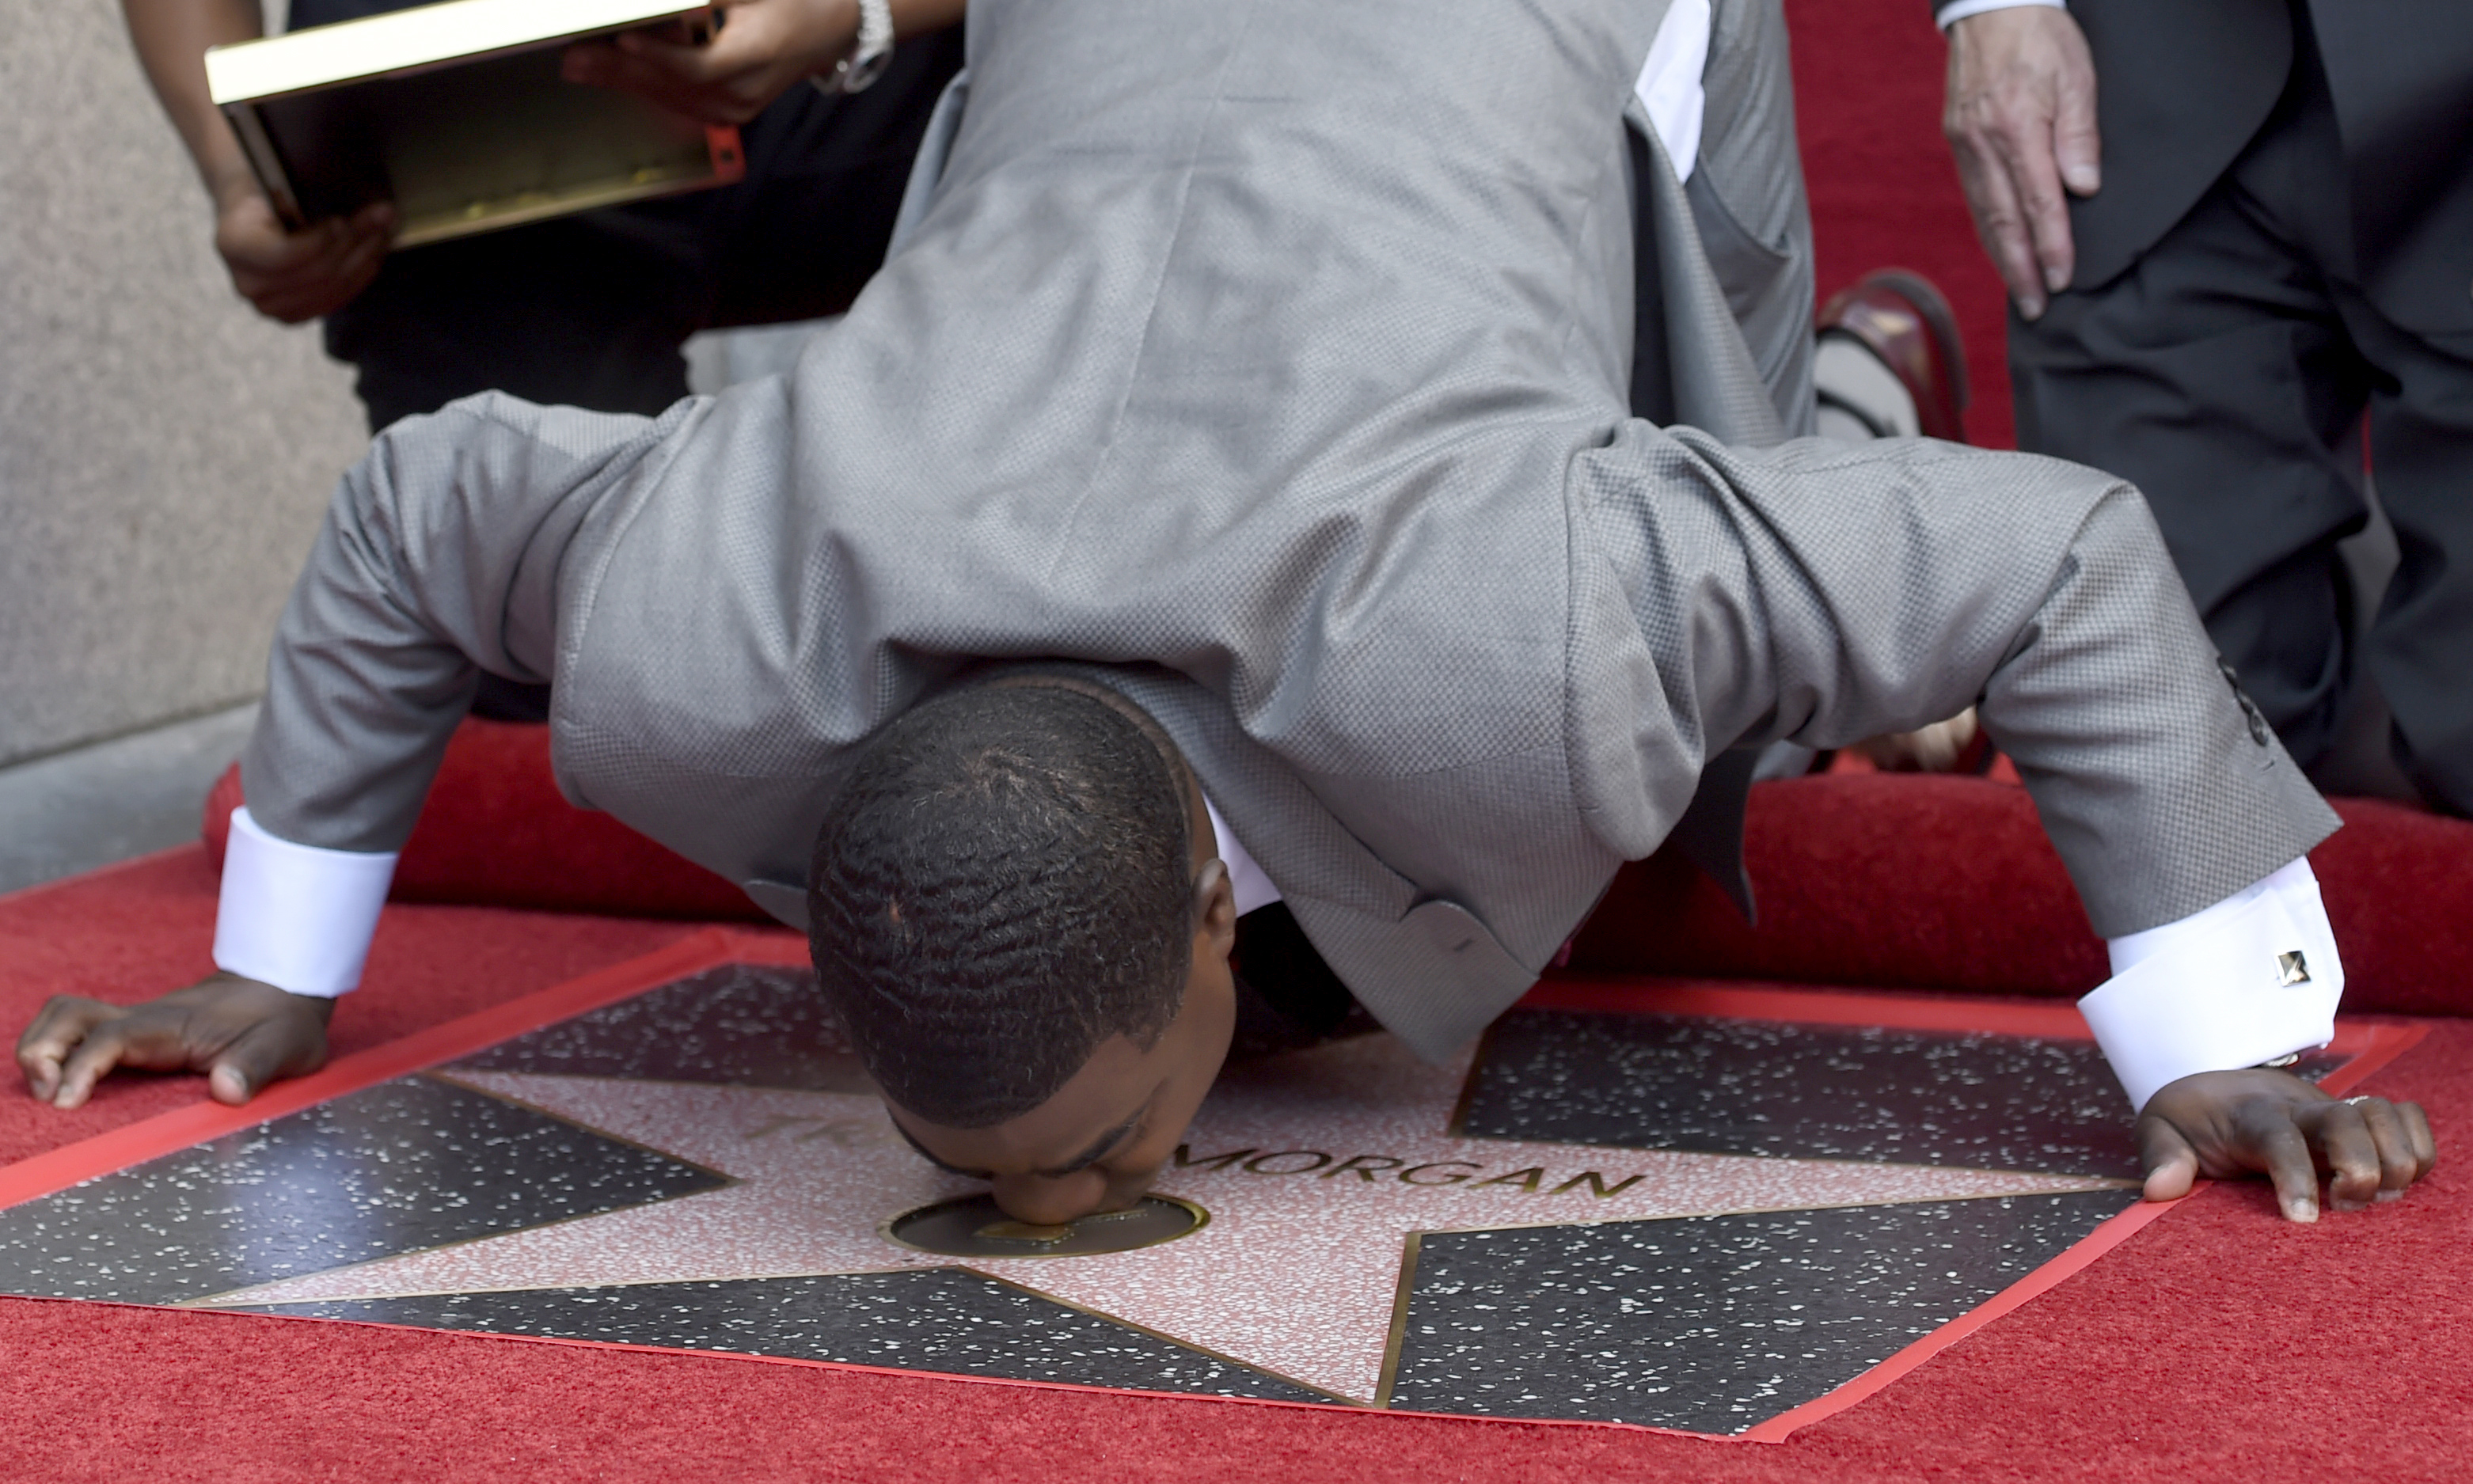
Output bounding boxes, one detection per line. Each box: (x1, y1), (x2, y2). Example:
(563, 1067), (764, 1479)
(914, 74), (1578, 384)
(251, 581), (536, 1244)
(203, 723), (2473, 1018)
(1571, 776), (2473, 1016)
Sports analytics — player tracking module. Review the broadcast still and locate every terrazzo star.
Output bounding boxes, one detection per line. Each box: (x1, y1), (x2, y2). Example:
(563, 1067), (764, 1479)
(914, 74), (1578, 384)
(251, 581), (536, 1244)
(18, 0), (2435, 1229)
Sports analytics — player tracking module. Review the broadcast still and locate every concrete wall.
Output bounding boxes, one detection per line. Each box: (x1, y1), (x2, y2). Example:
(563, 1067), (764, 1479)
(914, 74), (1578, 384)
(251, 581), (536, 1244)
(0, 0), (366, 767)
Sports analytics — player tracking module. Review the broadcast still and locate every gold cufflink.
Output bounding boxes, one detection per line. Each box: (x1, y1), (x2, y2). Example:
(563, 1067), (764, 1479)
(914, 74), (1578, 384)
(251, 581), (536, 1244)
(2276, 951), (2311, 986)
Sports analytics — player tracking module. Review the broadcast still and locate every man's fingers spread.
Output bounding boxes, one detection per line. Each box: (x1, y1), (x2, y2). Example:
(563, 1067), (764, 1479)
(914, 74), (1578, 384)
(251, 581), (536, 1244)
(2399, 1101), (2438, 1180)
(2134, 1115), (2200, 1202)
(17, 997), (120, 1097)
(18, 1040), (63, 1100)
(50, 1022), (135, 1111)
(206, 1018), (292, 1105)
(2350, 1099), (2423, 1196)
(2309, 1102), (2381, 1209)
(207, 1017), (323, 1108)
(2141, 1150), (2198, 1203)
(2247, 1109), (2320, 1222)
(18, 1050), (58, 1101)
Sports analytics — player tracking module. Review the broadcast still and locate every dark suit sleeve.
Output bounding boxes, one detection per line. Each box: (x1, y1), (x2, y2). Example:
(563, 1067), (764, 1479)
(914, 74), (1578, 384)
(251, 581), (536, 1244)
(238, 392), (693, 852)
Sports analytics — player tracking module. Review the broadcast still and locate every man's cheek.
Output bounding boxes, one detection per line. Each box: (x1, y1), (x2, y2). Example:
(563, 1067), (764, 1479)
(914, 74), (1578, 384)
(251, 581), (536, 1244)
(1109, 1150), (1172, 1197)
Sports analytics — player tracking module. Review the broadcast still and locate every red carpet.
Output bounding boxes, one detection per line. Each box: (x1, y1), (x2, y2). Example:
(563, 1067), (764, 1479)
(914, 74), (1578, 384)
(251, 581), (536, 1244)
(4, 849), (2468, 1483)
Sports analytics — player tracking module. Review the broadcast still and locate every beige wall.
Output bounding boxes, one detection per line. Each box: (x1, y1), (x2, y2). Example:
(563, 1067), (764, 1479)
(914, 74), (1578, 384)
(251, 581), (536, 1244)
(0, 0), (366, 767)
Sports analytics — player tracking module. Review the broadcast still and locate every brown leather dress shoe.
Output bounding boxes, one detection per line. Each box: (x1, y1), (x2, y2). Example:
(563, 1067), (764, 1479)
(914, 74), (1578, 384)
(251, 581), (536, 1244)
(1816, 268), (1971, 443)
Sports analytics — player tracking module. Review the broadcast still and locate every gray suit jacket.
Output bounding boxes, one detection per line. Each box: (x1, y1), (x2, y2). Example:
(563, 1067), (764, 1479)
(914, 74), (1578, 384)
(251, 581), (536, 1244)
(245, 0), (2335, 1061)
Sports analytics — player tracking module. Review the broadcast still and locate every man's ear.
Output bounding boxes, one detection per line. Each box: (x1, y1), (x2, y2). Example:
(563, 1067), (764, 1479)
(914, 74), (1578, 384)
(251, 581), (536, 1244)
(1193, 860), (1238, 959)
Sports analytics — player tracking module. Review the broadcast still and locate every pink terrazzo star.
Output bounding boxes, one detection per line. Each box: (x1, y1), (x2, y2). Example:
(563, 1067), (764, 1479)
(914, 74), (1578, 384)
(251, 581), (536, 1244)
(199, 1034), (2125, 1402)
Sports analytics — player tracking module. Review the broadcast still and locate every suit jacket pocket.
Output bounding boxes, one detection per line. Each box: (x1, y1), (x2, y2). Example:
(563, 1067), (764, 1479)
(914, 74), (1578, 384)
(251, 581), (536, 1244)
(1686, 164), (1792, 326)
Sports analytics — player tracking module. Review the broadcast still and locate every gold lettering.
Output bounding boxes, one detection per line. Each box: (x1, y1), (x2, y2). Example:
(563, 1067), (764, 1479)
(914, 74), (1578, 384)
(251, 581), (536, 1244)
(1550, 1171), (1647, 1198)
(1243, 1150), (1336, 1175)
(1320, 1155), (1406, 1182)
(1398, 1161), (1481, 1186)
(1473, 1167), (1545, 1194)
(1172, 1144), (1255, 1172)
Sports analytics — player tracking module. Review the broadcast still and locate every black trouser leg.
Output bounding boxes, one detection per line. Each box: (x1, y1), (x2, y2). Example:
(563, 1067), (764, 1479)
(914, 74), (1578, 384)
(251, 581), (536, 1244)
(2010, 179), (2376, 770)
(2342, 301), (2473, 814)
(2008, 11), (2394, 776)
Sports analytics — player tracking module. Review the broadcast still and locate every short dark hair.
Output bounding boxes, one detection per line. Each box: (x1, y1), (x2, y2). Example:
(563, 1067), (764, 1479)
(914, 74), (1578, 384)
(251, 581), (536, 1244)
(807, 681), (1195, 1127)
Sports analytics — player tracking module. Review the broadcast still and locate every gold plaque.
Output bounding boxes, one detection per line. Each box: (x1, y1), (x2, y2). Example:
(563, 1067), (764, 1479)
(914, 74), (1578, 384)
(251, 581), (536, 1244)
(208, 1), (745, 249)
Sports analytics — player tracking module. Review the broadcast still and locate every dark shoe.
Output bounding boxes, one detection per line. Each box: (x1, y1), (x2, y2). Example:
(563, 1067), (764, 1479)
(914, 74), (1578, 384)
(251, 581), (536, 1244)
(1816, 268), (1971, 443)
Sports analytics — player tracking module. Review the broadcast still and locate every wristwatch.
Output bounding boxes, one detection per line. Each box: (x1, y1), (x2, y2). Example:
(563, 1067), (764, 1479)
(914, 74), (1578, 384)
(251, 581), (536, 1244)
(822, 0), (895, 93)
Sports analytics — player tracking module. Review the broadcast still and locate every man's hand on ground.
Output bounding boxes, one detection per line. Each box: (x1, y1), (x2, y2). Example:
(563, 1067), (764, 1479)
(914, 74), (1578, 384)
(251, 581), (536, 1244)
(214, 185), (393, 324)
(1942, 6), (2099, 320)
(562, 0), (861, 126)
(16, 974), (333, 1111)
(2137, 1068), (2437, 1222)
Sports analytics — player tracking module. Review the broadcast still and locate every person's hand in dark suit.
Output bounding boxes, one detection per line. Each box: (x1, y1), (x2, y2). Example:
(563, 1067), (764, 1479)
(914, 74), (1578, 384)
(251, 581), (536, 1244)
(561, 0), (862, 126)
(1943, 6), (2101, 320)
(564, 0), (965, 126)
(2137, 1068), (2437, 1221)
(15, 974), (332, 1110)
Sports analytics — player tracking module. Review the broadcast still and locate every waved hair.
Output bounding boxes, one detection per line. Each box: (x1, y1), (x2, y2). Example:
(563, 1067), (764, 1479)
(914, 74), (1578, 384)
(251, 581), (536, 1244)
(807, 682), (1195, 1127)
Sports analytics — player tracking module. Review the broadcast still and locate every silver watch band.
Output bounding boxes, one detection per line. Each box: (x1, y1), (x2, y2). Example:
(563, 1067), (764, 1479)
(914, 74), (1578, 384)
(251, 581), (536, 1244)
(822, 0), (895, 94)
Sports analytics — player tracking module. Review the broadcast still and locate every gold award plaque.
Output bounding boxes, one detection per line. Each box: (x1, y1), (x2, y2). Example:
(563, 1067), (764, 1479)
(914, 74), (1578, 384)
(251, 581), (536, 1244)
(885, 1194), (1209, 1258)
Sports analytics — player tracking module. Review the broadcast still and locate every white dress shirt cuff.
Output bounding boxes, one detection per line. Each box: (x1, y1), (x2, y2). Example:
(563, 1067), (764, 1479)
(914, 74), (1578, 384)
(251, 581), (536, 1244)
(1201, 795), (1283, 917)
(212, 806), (399, 998)
(2081, 860), (2342, 1113)
(1935, 0), (2065, 32)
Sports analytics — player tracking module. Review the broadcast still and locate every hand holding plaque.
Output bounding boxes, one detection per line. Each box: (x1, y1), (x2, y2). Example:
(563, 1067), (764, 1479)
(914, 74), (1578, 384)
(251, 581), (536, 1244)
(210, 185), (393, 325)
(562, 0), (861, 126)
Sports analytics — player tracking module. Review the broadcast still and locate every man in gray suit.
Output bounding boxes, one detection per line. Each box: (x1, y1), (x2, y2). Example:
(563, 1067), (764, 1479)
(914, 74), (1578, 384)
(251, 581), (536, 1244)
(1939, 0), (2473, 814)
(21, 0), (2435, 1226)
